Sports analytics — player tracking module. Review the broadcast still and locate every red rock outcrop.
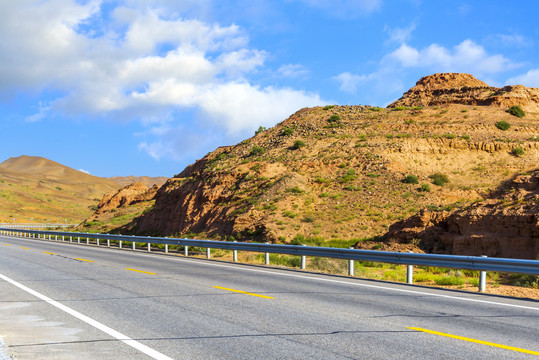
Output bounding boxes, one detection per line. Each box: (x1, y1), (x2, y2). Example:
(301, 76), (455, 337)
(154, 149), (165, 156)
(389, 73), (539, 112)
(88, 182), (158, 221)
(386, 171), (539, 259)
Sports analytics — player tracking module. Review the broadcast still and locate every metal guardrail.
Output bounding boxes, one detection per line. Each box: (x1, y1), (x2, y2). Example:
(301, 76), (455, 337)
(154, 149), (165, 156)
(1, 228), (538, 292)
(0, 223), (76, 229)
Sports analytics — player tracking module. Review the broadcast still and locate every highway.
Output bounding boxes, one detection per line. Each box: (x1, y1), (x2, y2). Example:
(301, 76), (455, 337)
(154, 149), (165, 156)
(0, 234), (538, 359)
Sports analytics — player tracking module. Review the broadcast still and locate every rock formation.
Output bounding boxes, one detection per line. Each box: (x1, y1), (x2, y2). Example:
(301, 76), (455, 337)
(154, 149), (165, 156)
(386, 171), (539, 259)
(390, 73), (539, 112)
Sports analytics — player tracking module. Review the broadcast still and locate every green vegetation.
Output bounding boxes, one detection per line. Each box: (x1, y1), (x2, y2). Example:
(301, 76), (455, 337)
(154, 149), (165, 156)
(511, 146), (525, 157)
(282, 127), (294, 136)
(292, 140), (306, 149)
(369, 107), (383, 111)
(328, 114), (341, 123)
(323, 105), (335, 110)
(402, 175), (419, 184)
(255, 126), (266, 135)
(419, 183), (431, 192)
(250, 145), (265, 156)
(338, 169), (357, 183)
(495, 120), (511, 131)
(429, 173), (450, 186)
(507, 105), (525, 118)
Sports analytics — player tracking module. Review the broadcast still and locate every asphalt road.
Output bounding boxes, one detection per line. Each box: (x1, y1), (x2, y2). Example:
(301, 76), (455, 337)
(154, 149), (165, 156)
(0, 234), (538, 359)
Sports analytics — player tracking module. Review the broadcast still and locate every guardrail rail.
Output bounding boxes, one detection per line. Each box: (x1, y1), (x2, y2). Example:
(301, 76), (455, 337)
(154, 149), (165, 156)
(1, 227), (537, 293)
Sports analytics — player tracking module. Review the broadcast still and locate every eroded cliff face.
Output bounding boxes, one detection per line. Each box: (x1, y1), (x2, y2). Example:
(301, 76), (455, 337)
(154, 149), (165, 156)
(386, 171), (539, 259)
(390, 73), (539, 112)
(86, 182), (158, 222)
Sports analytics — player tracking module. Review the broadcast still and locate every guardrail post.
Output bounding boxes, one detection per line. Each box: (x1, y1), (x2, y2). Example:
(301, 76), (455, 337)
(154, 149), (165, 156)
(479, 255), (487, 293)
(165, 243), (168, 253)
(77, 236), (80, 244)
(265, 242), (270, 265)
(233, 241), (237, 262)
(69, 236), (72, 243)
(301, 244), (306, 270)
(62, 235), (64, 241)
(55, 235), (57, 241)
(132, 241), (135, 250)
(119, 240), (122, 249)
(147, 242), (151, 252)
(348, 247), (354, 276)
(107, 239), (110, 247)
(184, 245), (188, 257)
(207, 247), (211, 259)
(407, 251), (414, 284)
(86, 237), (89, 244)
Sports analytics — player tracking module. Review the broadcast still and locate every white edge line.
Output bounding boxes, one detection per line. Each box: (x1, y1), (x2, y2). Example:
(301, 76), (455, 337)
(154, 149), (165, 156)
(0, 273), (173, 360)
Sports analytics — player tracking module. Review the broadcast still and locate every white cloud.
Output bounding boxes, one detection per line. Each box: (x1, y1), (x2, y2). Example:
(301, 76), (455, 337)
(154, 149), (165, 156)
(0, 1), (325, 161)
(506, 69), (539, 88)
(278, 64), (309, 78)
(78, 169), (91, 174)
(332, 72), (368, 93)
(295, 0), (382, 18)
(384, 23), (416, 44)
(487, 33), (533, 48)
(387, 40), (518, 75)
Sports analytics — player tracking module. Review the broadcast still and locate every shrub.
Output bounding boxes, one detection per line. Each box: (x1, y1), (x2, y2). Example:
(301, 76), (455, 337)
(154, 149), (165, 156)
(287, 186), (305, 194)
(255, 126), (266, 135)
(403, 175), (419, 184)
(282, 127), (294, 136)
(369, 107), (383, 111)
(511, 146), (525, 157)
(323, 105), (335, 110)
(328, 114), (341, 123)
(443, 133), (456, 139)
(507, 105), (525, 118)
(419, 183), (431, 192)
(250, 146), (265, 156)
(496, 120), (511, 131)
(292, 140), (306, 149)
(429, 173), (450, 186)
(339, 169), (357, 183)
(435, 276), (465, 286)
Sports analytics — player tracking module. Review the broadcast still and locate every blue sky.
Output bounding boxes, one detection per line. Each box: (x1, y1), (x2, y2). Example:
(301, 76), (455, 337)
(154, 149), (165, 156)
(1, 0), (539, 177)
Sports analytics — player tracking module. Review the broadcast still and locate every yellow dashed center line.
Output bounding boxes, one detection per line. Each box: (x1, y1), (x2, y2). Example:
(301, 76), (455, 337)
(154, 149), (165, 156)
(74, 258), (94, 263)
(20, 247), (29, 250)
(407, 327), (539, 356)
(213, 286), (274, 299)
(3, 244), (11, 246)
(43, 252), (55, 255)
(125, 268), (156, 275)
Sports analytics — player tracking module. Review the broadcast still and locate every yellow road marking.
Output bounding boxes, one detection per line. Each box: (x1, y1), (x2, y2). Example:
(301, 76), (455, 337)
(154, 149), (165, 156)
(20, 247), (29, 250)
(43, 252), (55, 255)
(407, 327), (539, 356)
(74, 258), (94, 263)
(213, 286), (274, 299)
(3, 244), (10, 246)
(125, 268), (156, 275)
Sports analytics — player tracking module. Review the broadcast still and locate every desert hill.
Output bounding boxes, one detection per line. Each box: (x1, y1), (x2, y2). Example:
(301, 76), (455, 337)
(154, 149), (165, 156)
(107, 176), (168, 187)
(84, 73), (539, 258)
(0, 155), (123, 223)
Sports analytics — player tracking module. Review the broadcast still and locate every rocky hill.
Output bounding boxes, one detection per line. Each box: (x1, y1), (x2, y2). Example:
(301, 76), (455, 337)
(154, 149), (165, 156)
(84, 73), (539, 258)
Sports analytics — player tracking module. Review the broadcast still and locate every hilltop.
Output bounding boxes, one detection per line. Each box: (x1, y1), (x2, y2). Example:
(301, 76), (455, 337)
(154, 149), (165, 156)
(84, 74), (539, 258)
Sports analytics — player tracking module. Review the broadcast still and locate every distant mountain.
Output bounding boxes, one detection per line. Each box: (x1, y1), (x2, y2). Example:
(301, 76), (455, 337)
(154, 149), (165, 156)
(108, 175), (168, 188)
(0, 155), (121, 223)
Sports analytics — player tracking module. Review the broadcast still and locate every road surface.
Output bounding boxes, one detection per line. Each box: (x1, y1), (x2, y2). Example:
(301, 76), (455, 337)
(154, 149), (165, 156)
(0, 234), (537, 359)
